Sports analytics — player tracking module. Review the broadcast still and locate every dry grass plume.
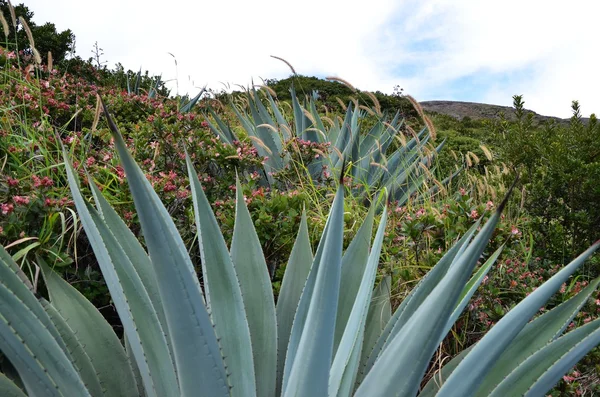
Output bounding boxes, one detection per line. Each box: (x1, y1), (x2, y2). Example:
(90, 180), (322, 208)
(270, 55), (296, 75)
(326, 76), (357, 92)
(19, 16), (41, 65)
(406, 94), (437, 140)
(0, 12), (8, 38)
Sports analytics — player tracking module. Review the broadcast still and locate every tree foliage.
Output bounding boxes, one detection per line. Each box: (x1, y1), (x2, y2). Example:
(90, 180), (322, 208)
(0, 1), (75, 63)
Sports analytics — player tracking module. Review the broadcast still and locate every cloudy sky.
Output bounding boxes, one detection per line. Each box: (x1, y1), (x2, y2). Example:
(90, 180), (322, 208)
(25, 0), (598, 118)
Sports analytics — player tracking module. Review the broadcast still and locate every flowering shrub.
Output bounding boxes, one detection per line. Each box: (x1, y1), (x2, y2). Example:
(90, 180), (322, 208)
(1, 47), (598, 396)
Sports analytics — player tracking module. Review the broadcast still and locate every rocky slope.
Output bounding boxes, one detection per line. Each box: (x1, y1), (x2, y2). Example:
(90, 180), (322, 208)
(420, 100), (583, 125)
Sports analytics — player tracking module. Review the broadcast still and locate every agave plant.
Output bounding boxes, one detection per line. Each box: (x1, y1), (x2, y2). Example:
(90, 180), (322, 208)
(206, 86), (446, 205)
(0, 100), (599, 397)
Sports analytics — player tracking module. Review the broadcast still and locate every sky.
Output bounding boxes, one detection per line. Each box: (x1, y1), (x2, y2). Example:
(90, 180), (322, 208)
(25, 0), (599, 118)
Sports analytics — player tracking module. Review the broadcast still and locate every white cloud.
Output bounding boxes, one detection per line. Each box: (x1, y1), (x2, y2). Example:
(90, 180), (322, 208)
(25, 0), (600, 117)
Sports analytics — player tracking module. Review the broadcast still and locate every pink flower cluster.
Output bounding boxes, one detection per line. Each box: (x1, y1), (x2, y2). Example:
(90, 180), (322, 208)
(32, 175), (54, 188)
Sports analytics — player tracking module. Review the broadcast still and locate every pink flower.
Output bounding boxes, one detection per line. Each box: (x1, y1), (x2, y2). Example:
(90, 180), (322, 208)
(459, 188), (467, 195)
(511, 226), (521, 236)
(86, 157), (96, 167)
(115, 166), (125, 180)
(163, 182), (177, 192)
(470, 209), (479, 219)
(7, 177), (19, 186)
(13, 196), (30, 205)
(1, 203), (14, 215)
(486, 201), (494, 210)
(176, 190), (189, 199)
(41, 176), (53, 187)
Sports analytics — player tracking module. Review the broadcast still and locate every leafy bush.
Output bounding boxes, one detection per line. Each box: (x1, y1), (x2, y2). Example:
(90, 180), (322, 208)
(490, 96), (600, 265)
(0, 102), (599, 397)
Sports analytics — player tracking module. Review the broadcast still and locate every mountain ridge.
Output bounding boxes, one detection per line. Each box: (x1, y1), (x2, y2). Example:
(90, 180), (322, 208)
(420, 100), (587, 125)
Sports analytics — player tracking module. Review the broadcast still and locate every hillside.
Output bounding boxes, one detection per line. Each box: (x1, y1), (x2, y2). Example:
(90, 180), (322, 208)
(420, 100), (584, 125)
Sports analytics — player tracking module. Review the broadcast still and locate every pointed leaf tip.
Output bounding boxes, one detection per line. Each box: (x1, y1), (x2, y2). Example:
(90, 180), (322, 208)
(497, 173), (520, 214)
(99, 96), (121, 136)
(339, 156), (347, 185)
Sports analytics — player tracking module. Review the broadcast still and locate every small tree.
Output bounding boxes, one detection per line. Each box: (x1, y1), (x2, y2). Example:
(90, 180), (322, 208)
(0, 1), (75, 63)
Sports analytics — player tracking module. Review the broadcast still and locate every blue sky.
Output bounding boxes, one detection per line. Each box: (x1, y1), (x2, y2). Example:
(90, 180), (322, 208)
(26, 0), (599, 118)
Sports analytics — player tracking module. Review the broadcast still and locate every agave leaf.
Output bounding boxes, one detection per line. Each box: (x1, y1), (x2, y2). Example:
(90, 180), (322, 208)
(180, 87), (205, 113)
(360, 275), (392, 371)
(357, 219), (482, 383)
(284, 184), (345, 396)
(422, 276), (600, 396)
(249, 90), (284, 166)
(355, 204), (504, 397)
(330, 199), (388, 397)
(0, 245), (62, 343)
(207, 108), (237, 144)
(230, 177), (277, 397)
(445, 245), (503, 331)
(40, 297), (104, 397)
(330, 105), (354, 167)
(476, 275), (600, 395)
(63, 152), (178, 397)
(439, 241), (600, 395)
(231, 102), (276, 185)
(187, 156), (257, 397)
(334, 333), (364, 397)
(87, 176), (171, 359)
(133, 68), (141, 94)
(290, 85), (308, 138)
(419, 345), (475, 397)
(276, 210), (313, 396)
(490, 318), (600, 397)
(348, 109), (361, 177)
(334, 200), (377, 352)
(265, 91), (288, 127)
(251, 88), (278, 132)
(308, 99), (327, 141)
(124, 334), (147, 397)
(40, 258), (139, 396)
(101, 98), (229, 397)
(0, 371), (26, 397)
(0, 249), (89, 397)
(0, 357), (24, 393)
(282, 198), (337, 392)
(358, 122), (384, 159)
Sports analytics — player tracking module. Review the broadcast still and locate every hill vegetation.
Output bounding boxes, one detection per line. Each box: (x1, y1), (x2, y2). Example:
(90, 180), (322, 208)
(0, 3), (599, 395)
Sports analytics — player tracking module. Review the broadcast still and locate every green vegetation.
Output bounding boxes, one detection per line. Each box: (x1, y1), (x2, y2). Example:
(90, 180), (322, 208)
(1, 102), (600, 397)
(0, 2), (599, 395)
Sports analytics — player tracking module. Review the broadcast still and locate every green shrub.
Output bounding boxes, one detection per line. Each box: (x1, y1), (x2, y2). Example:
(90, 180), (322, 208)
(0, 100), (599, 397)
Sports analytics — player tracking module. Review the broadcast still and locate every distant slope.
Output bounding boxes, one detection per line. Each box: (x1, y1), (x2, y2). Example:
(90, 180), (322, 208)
(420, 100), (582, 125)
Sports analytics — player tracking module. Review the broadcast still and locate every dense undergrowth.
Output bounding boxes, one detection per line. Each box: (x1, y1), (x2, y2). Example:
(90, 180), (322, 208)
(1, 8), (599, 394)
